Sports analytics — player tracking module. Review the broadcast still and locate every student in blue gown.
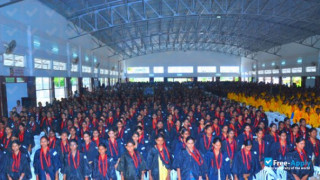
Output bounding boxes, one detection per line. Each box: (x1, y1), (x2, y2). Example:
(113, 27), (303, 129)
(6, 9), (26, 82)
(57, 130), (69, 172)
(147, 134), (172, 180)
(33, 136), (61, 180)
(69, 127), (82, 148)
(288, 137), (314, 180)
(265, 123), (279, 146)
(106, 128), (124, 168)
(48, 129), (58, 150)
(92, 129), (102, 148)
(197, 125), (214, 155)
(288, 124), (300, 151)
(252, 128), (270, 169)
(1, 126), (13, 152)
(117, 140), (146, 180)
(63, 139), (91, 180)
(170, 120), (182, 144)
(132, 132), (148, 160)
(219, 125), (228, 141)
(222, 129), (238, 168)
(173, 128), (189, 157)
(174, 136), (206, 180)
(6, 140), (32, 180)
(305, 128), (320, 166)
(92, 143), (117, 180)
(232, 139), (261, 180)
(237, 124), (253, 148)
(81, 131), (99, 169)
(205, 137), (231, 180)
(271, 130), (292, 162)
(0, 149), (7, 180)
(18, 123), (33, 153)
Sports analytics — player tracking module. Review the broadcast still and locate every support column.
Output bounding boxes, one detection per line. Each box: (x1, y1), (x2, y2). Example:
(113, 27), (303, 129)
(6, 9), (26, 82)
(216, 77), (220, 82)
(78, 78), (83, 96)
(51, 77), (55, 101)
(150, 77), (154, 83)
(66, 77), (72, 97)
(26, 77), (37, 107)
(194, 77), (197, 82)
(279, 77), (283, 85)
(0, 77), (6, 117)
(301, 76), (307, 88)
(26, 26), (34, 76)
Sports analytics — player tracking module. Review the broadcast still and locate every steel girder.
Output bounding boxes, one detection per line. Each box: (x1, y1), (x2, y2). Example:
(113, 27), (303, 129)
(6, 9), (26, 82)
(41, 0), (320, 60)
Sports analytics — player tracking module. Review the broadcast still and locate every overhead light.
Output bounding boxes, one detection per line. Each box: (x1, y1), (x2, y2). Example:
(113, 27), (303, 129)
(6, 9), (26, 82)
(85, 56), (89, 62)
(216, 15), (221, 19)
(94, 57), (97, 63)
(72, 53), (77, 58)
(271, 62), (275, 66)
(262, 63), (265, 67)
(253, 65), (256, 68)
(297, 58), (302, 64)
(281, 61), (286, 65)
(52, 46), (59, 53)
(33, 40), (40, 48)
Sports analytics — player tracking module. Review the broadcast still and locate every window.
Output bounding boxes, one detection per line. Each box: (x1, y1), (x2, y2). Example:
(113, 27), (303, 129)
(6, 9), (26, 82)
(220, 66), (239, 73)
(5, 77), (15, 83)
(94, 68), (98, 74)
(16, 78), (25, 82)
(272, 69), (279, 74)
(54, 77), (66, 100)
(71, 64), (78, 72)
(282, 68), (291, 74)
(264, 70), (272, 74)
(3, 54), (25, 67)
(220, 77), (233, 82)
(153, 66), (164, 73)
(291, 67), (302, 73)
(306, 66), (316, 72)
(168, 66), (193, 73)
(101, 69), (109, 75)
(251, 71), (256, 75)
(82, 66), (92, 73)
(258, 70), (264, 75)
(53, 61), (66, 70)
(36, 77), (51, 105)
(127, 67), (149, 74)
(197, 66), (216, 73)
(292, 77), (302, 87)
(129, 78), (149, 82)
(258, 77), (264, 83)
(168, 78), (193, 82)
(282, 77), (291, 87)
(198, 77), (213, 82)
(265, 77), (272, 84)
(34, 58), (51, 69)
(154, 77), (164, 82)
(273, 77), (279, 84)
(71, 77), (78, 94)
(82, 78), (92, 91)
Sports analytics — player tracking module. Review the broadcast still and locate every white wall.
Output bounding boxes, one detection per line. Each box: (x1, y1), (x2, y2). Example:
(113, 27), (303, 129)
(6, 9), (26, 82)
(124, 51), (242, 78)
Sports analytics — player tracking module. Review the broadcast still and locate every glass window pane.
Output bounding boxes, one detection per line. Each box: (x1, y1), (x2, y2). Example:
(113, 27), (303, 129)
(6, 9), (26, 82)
(220, 66), (239, 73)
(5, 77), (15, 83)
(127, 67), (149, 74)
(197, 66), (216, 73)
(153, 66), (164, 73)
(168, 66), (193, 73)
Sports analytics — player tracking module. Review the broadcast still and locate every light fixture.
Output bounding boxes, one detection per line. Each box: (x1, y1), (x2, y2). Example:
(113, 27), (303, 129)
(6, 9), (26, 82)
(72, 53), (77, 58)
(262, 63), (265, 67)
(33, 40), (40, 48)
(94, 57), (97, 63)
(271, 62), (275, 66)
(52, 46), (59, 53)
(253, 65), (256, 69)
(281, 61), (286, 65)
(216, 15), (221, 19)
(297, 58), (302, 64)
(85, 56), (89, 62)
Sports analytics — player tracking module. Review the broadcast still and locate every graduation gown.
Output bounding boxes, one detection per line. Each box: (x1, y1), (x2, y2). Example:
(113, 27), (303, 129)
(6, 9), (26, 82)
(222, 139), (238, 167)
(6, 151), (32, 180)
(33, 148), (61, 180)
(146, 146), (172, 180)
(305, 138), (320, 166)
(205, 151), (231, 180)
(81, 141), (99, 164)
(237, 132), (253, 148)
(173, 149), (206, 180)
(92, 155), (117, 180)
(287, 149), (314, 179)
(197, 135), (214, 155)
(106, 139), (124, 161)
(63, 151), (91, 180)
(117, 150), (147, 180)
(252, 139), (271, 162)
(0, 150), (7, 180)
(271, 141), (292, 162)
(232, 149), (261, 180)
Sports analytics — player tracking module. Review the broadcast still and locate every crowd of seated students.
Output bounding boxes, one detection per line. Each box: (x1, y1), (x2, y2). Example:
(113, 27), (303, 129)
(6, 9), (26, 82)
(0, 82), (318, 180)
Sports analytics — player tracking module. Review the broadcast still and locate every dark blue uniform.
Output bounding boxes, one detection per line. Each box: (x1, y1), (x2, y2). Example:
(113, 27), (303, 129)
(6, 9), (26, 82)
(205, 150), (231, 180)
(146, 146), (172, 180)
(33, 148), (61, 180)
(63, 151), (91, 180)
(92, 155), (117, 180)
